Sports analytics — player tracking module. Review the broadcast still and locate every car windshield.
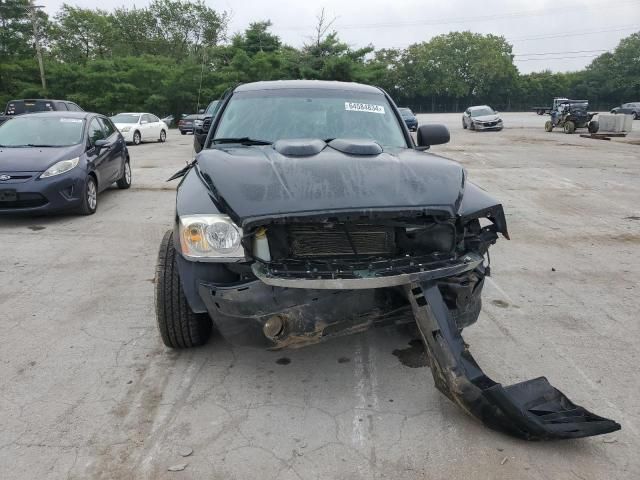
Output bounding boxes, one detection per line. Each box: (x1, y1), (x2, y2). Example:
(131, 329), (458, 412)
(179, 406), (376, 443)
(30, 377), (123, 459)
(213, 88), (407, 148)
(398, 108), (414, 117)
(111, 114), (140, 124)
(470, 107), (495, 117)
(0, 116), (85, 147)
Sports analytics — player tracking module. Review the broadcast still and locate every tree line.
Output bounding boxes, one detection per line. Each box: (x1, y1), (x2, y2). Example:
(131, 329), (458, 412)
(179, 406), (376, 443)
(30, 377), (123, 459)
(0, 0), (638, 116)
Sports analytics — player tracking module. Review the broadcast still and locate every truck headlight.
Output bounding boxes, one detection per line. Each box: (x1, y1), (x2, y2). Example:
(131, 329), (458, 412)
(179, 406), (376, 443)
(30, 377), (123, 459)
(178, 215), (245, 261)
(40, 157), (79, 178)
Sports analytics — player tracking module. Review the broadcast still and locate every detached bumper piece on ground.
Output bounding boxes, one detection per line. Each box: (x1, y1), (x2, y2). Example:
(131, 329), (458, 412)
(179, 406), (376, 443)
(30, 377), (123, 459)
(407, 282), (621, 440)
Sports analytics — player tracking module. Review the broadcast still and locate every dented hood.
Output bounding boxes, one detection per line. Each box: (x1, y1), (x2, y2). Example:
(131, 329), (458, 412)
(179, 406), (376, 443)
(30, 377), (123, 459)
(196, 145), (465, 227)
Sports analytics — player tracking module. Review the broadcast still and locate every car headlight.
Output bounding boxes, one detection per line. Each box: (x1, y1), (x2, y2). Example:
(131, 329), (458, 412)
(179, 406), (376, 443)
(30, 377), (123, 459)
(178, 215), (245, 261)
(40, 157), (79, 178)
(120, 126), (131, 132)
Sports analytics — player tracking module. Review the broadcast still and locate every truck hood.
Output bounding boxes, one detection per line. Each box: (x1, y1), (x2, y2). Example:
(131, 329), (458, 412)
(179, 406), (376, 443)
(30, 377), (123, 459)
(195, 143), (466, 227)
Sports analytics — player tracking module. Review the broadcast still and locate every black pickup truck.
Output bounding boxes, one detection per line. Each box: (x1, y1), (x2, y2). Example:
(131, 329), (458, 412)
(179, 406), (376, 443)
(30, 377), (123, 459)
(0, 99), (84, 127)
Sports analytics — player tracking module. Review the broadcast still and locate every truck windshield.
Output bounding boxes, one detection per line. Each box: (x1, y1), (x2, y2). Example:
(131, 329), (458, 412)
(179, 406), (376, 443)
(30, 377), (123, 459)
(205, 101), (220, 115)
(0, 116), (85, 147)
(213, 89), (407, 148)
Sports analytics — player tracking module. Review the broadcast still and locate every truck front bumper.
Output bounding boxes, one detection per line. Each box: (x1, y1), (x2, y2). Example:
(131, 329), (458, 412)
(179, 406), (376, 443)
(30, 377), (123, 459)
(186, 253), (621, 440)
(406, 281), (621, 440)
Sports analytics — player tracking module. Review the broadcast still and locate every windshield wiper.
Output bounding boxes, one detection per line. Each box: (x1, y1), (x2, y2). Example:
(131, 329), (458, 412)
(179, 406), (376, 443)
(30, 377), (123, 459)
(23, 144), (58, 147)
(211, 137), (272, 146)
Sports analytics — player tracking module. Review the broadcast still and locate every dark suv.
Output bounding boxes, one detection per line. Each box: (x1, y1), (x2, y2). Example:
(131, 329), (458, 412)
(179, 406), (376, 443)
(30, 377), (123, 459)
(0, 99), (83, 127)
(154, 80), (619, 441)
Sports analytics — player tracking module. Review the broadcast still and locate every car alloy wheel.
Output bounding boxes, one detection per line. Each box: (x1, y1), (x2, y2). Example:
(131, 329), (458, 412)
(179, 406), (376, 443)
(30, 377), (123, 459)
(87, 177), (97, 210)
(159, 130), (166, 142)
(117, 160), (132, 189)
(133, 131), (141, 145)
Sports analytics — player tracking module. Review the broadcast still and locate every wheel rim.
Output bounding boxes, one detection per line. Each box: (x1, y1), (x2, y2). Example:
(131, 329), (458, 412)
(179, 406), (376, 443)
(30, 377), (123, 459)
(87, 179), (97, 209)
(125, 162), (131, 184)
(161, 131), (166, 141)
(134, 133), (140, 144)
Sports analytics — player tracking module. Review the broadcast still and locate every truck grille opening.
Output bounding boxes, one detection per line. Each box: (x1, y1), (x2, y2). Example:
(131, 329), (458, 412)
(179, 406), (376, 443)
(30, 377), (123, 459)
(284, 224), (395, 258)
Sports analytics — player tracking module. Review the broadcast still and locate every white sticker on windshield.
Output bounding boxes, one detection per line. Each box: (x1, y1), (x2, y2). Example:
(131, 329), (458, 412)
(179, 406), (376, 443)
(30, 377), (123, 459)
(344, 102), (385, 114)
(59, 118), (83, 123)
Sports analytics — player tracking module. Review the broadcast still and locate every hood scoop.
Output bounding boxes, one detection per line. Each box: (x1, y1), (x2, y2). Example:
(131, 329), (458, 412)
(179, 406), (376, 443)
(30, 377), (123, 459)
(328, 138), (383, 156)
(274, 139), (326, 157)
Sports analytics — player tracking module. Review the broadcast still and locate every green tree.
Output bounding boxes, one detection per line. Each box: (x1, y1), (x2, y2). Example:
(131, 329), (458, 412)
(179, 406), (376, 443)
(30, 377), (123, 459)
(403, 32), (518, 111)
(49, 5), (114, 63)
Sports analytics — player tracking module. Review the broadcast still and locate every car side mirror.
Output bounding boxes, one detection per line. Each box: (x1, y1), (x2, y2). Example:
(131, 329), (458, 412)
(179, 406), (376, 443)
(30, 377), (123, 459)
(416, 124), (450, 148)
(198, 109), (205, 114)
(93, 139), (111, 153)
(194, 133), (206, 153)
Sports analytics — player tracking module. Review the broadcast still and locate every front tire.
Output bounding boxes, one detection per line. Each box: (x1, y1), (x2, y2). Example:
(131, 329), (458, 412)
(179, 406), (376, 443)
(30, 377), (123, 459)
(117, 160), (132, 189)
(159, 129), (166, 142)
(563, 121), (575, 134)
(544, 120), (553, 132)
(78, 175), (97, 215)
(633, 112), (638, 120)
(180, 130), (186, 135)
(155, 231), (212, 349)
(588, 120), (599, 134)
(462, 120), (467, 129)
(133, 131), (141, 145)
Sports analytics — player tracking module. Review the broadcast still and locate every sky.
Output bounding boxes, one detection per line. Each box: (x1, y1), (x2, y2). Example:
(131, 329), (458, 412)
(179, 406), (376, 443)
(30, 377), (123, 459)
(40, 0), (640, 73)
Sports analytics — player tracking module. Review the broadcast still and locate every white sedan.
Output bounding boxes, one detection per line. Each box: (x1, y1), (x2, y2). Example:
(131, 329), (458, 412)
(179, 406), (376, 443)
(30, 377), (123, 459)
(111, 113), (168, 145)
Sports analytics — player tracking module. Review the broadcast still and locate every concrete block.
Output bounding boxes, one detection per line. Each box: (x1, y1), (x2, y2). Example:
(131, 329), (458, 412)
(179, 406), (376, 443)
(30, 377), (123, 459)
(598, 114), (633, 133)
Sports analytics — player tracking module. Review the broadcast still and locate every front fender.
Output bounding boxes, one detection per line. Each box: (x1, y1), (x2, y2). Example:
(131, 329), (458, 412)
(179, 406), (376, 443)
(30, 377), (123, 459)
(175, 166), (224, 218)
(458, 182), (509, 239)
(173, 167), (239, 312)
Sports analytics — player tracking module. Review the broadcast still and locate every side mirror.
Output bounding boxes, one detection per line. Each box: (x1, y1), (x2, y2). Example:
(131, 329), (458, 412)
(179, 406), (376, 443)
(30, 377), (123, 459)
(93, 139), (111, 152)
(194, 133), (206, 153)
(416, 124), (450, 148)
(198, 109), (205, 114)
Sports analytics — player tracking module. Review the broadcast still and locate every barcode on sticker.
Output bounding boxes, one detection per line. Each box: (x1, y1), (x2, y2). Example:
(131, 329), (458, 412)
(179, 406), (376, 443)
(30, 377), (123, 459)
(345, 102), (385, 114)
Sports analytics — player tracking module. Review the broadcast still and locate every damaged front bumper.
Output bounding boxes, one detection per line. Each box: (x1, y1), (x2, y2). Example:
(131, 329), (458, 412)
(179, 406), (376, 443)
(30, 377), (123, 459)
(198, 257), (620, 440)
(406, 281), (621, 440)
(197, 259), (621, 440)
